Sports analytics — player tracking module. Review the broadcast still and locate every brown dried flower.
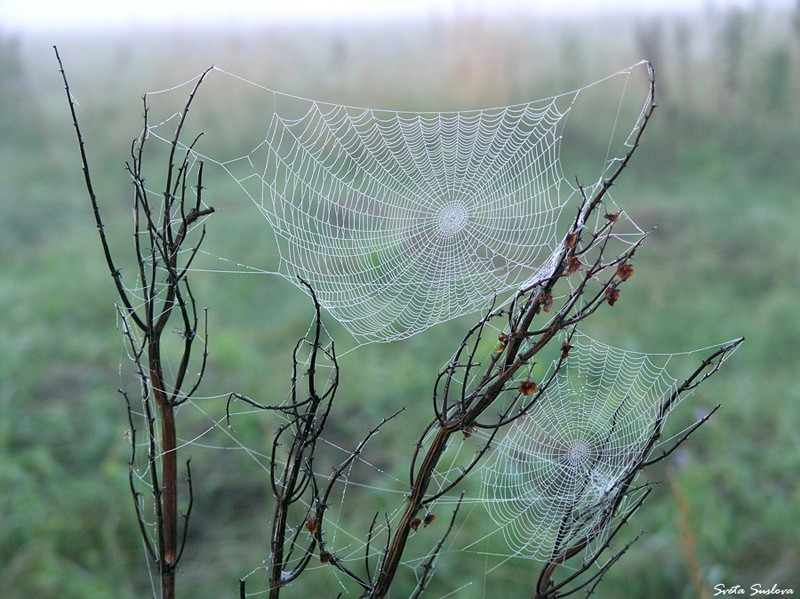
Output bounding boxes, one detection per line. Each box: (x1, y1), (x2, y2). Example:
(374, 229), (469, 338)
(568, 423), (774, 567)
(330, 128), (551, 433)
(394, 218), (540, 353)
(305, 517), (319, 534)
(605, 288), (620, 306)
(616, 264), (634, 281)
(567, 256), (581, 274)
(541, 293), (553, 313)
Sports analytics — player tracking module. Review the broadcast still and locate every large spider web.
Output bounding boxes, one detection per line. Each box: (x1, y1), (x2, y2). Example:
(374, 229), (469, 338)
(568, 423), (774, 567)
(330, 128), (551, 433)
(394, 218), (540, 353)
(145, 60), (653, 345)
(225, 95), (567, 344)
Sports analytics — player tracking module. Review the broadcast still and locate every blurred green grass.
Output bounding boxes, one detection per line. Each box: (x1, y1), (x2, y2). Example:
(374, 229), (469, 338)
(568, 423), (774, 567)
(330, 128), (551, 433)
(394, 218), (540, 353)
(2, 6), (799, 598)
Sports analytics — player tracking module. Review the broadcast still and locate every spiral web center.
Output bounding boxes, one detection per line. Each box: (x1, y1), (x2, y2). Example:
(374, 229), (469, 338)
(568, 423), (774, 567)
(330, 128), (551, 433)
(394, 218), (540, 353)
(436, 201), (469, 238)
(565, 439), (590, 467)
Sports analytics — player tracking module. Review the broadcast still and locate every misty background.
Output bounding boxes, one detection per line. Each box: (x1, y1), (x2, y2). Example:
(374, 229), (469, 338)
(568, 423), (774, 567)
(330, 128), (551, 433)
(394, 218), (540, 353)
(1, 1), (799, 597)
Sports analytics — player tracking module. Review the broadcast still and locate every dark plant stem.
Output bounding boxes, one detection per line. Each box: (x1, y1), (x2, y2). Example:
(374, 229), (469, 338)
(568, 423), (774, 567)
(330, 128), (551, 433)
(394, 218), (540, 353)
(56, 47), (213, 599)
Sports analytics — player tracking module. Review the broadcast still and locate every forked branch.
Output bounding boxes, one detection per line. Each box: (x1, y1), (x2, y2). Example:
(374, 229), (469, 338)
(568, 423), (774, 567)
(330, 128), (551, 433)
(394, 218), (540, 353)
(57, 47), (214, 599)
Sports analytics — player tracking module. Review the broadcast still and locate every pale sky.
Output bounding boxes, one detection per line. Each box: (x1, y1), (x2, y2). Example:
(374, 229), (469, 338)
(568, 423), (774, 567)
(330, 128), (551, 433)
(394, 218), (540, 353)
(0, 0), (785, 32)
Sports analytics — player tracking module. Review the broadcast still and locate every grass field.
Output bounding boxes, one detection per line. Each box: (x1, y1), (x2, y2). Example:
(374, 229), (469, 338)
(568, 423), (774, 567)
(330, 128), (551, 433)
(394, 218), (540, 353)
(1, 5), (799, 598)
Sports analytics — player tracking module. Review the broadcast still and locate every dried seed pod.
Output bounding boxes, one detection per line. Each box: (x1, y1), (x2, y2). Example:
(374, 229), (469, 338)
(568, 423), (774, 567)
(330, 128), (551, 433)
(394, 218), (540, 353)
(561, 342), (573, 359)
(605, 211), (621, 222)
(617, 263), (634, 281)
(605, 288), (620, 306)
(320, 550), (333, 564)
(567, 256), (581, 274)
(564, 233), (578, 248)
(305, 517), (319, 534)
(541, 293), (553, 313)
(423, 514), (436, 528)
(410, 518), (421, 531)
(519, 380), (538, 396)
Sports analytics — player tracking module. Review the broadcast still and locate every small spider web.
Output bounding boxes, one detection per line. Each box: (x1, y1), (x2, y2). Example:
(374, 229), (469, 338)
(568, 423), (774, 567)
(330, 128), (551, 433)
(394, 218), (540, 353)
(476, 332), (739, 564)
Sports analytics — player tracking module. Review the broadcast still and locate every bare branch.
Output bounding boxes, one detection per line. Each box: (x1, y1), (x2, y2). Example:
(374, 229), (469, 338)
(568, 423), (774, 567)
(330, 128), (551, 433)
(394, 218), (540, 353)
(54, 46), (145, 331)
(120, 388), (157, 564)
(175, 458), (194, 565)
(409, 493), (465, 599)
(641, 403), (722, 468)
